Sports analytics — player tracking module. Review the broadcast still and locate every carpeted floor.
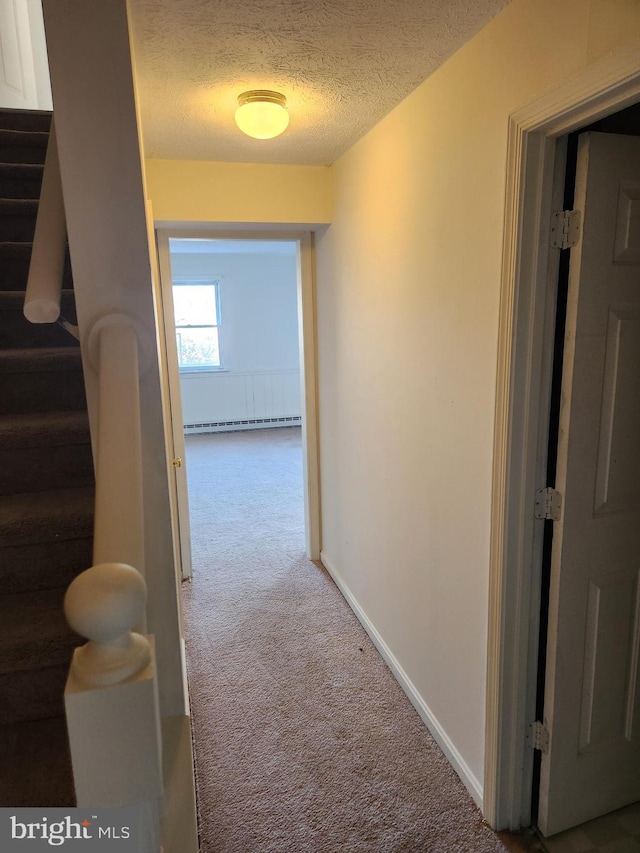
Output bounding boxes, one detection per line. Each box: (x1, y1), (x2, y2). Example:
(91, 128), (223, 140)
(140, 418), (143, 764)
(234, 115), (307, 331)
(181, 427), (534, 853)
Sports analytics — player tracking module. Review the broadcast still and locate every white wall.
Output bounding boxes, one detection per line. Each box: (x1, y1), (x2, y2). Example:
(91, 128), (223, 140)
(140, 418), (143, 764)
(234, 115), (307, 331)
(169, 249), (301, 427)
(314, 0), (640, 805)
(146, 159), (332, 225)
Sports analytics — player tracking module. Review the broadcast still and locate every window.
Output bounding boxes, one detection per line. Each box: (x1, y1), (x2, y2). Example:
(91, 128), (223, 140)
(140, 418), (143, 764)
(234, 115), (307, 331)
(173, 279), (222, 370)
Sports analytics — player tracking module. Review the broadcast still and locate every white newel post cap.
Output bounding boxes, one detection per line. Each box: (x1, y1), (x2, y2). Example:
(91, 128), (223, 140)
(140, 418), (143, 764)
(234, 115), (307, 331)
(64, 562), (151, 687)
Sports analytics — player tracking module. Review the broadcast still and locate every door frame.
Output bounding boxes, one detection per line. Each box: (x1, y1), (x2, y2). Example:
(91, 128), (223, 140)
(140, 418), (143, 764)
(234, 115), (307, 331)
(484, 40), (640, 832)
(155, 226), (322, 570)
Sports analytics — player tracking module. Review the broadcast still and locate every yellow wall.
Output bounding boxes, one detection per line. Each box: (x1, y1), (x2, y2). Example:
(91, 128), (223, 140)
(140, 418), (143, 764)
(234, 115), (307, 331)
(145, 159), (332, 225)
(314, 0), (640, 804)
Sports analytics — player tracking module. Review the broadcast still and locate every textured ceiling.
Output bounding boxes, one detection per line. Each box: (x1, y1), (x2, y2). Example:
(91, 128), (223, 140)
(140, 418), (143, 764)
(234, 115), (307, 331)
(129, 0), (509, 166)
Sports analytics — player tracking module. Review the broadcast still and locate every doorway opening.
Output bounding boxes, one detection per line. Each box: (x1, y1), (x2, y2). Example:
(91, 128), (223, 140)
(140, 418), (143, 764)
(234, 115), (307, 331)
(528, 100), (640, 847)
(484, 45), (640, 839)
(156, 230), (321, 583)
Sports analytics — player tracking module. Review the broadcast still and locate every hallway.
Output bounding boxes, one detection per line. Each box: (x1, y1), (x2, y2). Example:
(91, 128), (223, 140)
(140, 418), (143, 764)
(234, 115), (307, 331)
(181, 428), (514, 852)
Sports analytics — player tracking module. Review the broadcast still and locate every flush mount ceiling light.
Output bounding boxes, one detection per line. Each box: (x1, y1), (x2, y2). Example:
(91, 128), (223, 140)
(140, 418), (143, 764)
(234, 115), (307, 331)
(235, 90), (289, 140)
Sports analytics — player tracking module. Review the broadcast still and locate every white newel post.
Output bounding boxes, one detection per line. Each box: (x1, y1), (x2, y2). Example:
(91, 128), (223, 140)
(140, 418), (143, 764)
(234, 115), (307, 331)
(23, 120), (66, 323)
(64, 562), (163, 853)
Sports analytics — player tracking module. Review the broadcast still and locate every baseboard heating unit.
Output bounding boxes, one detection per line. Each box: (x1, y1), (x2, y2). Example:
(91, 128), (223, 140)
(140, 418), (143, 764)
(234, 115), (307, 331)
(184, 416), (302, 435)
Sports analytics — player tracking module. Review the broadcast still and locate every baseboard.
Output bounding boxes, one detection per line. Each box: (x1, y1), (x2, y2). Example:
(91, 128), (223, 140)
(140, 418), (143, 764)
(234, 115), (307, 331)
(184, 416), (302, 434)
(161, 714), (199, 853)
(180, 637), (190, 717)
(320, 550), (484, 809)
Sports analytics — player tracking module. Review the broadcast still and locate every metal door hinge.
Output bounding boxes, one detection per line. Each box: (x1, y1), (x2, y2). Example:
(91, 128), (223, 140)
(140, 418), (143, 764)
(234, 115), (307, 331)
(535, 487), (562, 521)
(529, 720), (550, 754)
(550, 209), (581, 250)
(172, 457), (182, 468)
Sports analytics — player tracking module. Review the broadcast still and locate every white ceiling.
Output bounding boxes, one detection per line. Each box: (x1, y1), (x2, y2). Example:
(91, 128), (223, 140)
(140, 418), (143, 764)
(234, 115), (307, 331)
(129, 0), (508, 167)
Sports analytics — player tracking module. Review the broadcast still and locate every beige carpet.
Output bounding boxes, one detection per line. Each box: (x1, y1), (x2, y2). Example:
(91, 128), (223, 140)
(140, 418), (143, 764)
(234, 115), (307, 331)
(181, 428), (527, 852)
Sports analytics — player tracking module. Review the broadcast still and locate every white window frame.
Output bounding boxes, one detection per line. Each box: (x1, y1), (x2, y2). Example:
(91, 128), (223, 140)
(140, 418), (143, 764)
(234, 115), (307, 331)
(172, 276), (225, 373)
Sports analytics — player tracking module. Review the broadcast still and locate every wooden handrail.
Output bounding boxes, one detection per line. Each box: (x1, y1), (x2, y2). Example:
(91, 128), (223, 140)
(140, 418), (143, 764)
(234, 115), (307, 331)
(89, 315), (146, 589)
(23, 119), (67, 324)
(64, 313), (149, 681)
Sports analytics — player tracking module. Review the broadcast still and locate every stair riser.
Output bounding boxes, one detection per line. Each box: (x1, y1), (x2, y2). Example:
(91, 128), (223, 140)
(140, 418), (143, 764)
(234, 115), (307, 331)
(0, 310), (78, 349)
(0, 665), (69, 725)
(0, 144), (47, 165)
(3, 636), (78, 677)
(0, 172), (43, 199)
(0, 212), (37, 242)
(1, 592), (79, 676)
(0, 111), (51, 133)
(0, 443), (94, 495)
(0, 254), (73, 291)
(0, 537), (93, 595)
(0, 370), (87, 414)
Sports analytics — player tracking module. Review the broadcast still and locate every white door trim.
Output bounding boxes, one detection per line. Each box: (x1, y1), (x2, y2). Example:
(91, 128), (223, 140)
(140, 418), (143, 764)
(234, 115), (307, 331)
(155, 226), (322, 563)
(484, 40), (640, 831)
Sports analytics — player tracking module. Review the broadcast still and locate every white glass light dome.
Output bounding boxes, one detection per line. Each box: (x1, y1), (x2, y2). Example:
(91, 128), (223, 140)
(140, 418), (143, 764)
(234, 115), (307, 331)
(235, 90), (289, 140)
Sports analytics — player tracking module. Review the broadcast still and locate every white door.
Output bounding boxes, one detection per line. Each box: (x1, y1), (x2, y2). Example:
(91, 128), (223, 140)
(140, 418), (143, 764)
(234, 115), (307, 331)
(0, 0), (37, 108)
(155, 231), (193, 581)
(538, 131), (640, 836)
(0, 0), (51, 110)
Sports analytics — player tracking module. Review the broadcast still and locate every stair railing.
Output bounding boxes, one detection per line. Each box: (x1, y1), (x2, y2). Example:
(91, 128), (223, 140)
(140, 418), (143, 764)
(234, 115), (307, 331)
(22, 126), (164, 845)
(23, 119), (66, 325)
(61, 314), (164, 851)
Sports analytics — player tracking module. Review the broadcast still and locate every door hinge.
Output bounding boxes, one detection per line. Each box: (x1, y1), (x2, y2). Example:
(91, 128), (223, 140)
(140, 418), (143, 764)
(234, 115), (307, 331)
(550, 209), (581, 250)
(535, 487), (562, 521)
(529, 720), (550, 754)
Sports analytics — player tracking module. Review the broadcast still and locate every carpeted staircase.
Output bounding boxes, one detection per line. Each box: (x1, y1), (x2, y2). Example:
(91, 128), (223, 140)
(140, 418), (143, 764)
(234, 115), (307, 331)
(0, 110), (94, 807)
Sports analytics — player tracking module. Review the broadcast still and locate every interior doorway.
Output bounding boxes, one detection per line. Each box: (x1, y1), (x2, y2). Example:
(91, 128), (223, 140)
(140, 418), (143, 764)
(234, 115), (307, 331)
(532, 104), (640, 842)
(155, 229), (321, 581)
(484, 46), (640, 836)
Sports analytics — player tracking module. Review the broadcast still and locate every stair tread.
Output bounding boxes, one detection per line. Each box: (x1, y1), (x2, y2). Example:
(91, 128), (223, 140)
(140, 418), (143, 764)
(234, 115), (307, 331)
(0, 288), (74, 308)
(0, 199), (38, 214)
(0, 538), (93, 597)
(0, 410), (90, 448)
(0, 347), (82, 372)
(0, 240), (32, 255)
(0, 291), (74, 308)
(0, 161), (43, 174)
(0, 129), (48, 147)
(0, 486), (94, 546)
(0, 241), (69, 255)
(0, 586), (80, 674)
(0, 109), (52, 133)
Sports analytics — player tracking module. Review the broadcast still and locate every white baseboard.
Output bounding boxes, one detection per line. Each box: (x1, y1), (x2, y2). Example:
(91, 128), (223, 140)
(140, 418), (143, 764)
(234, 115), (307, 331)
(161, 714), (199, 853)
(320, 550), (484, 809)
(184, 416), (301, 435)
(180, 637), (190, 717)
